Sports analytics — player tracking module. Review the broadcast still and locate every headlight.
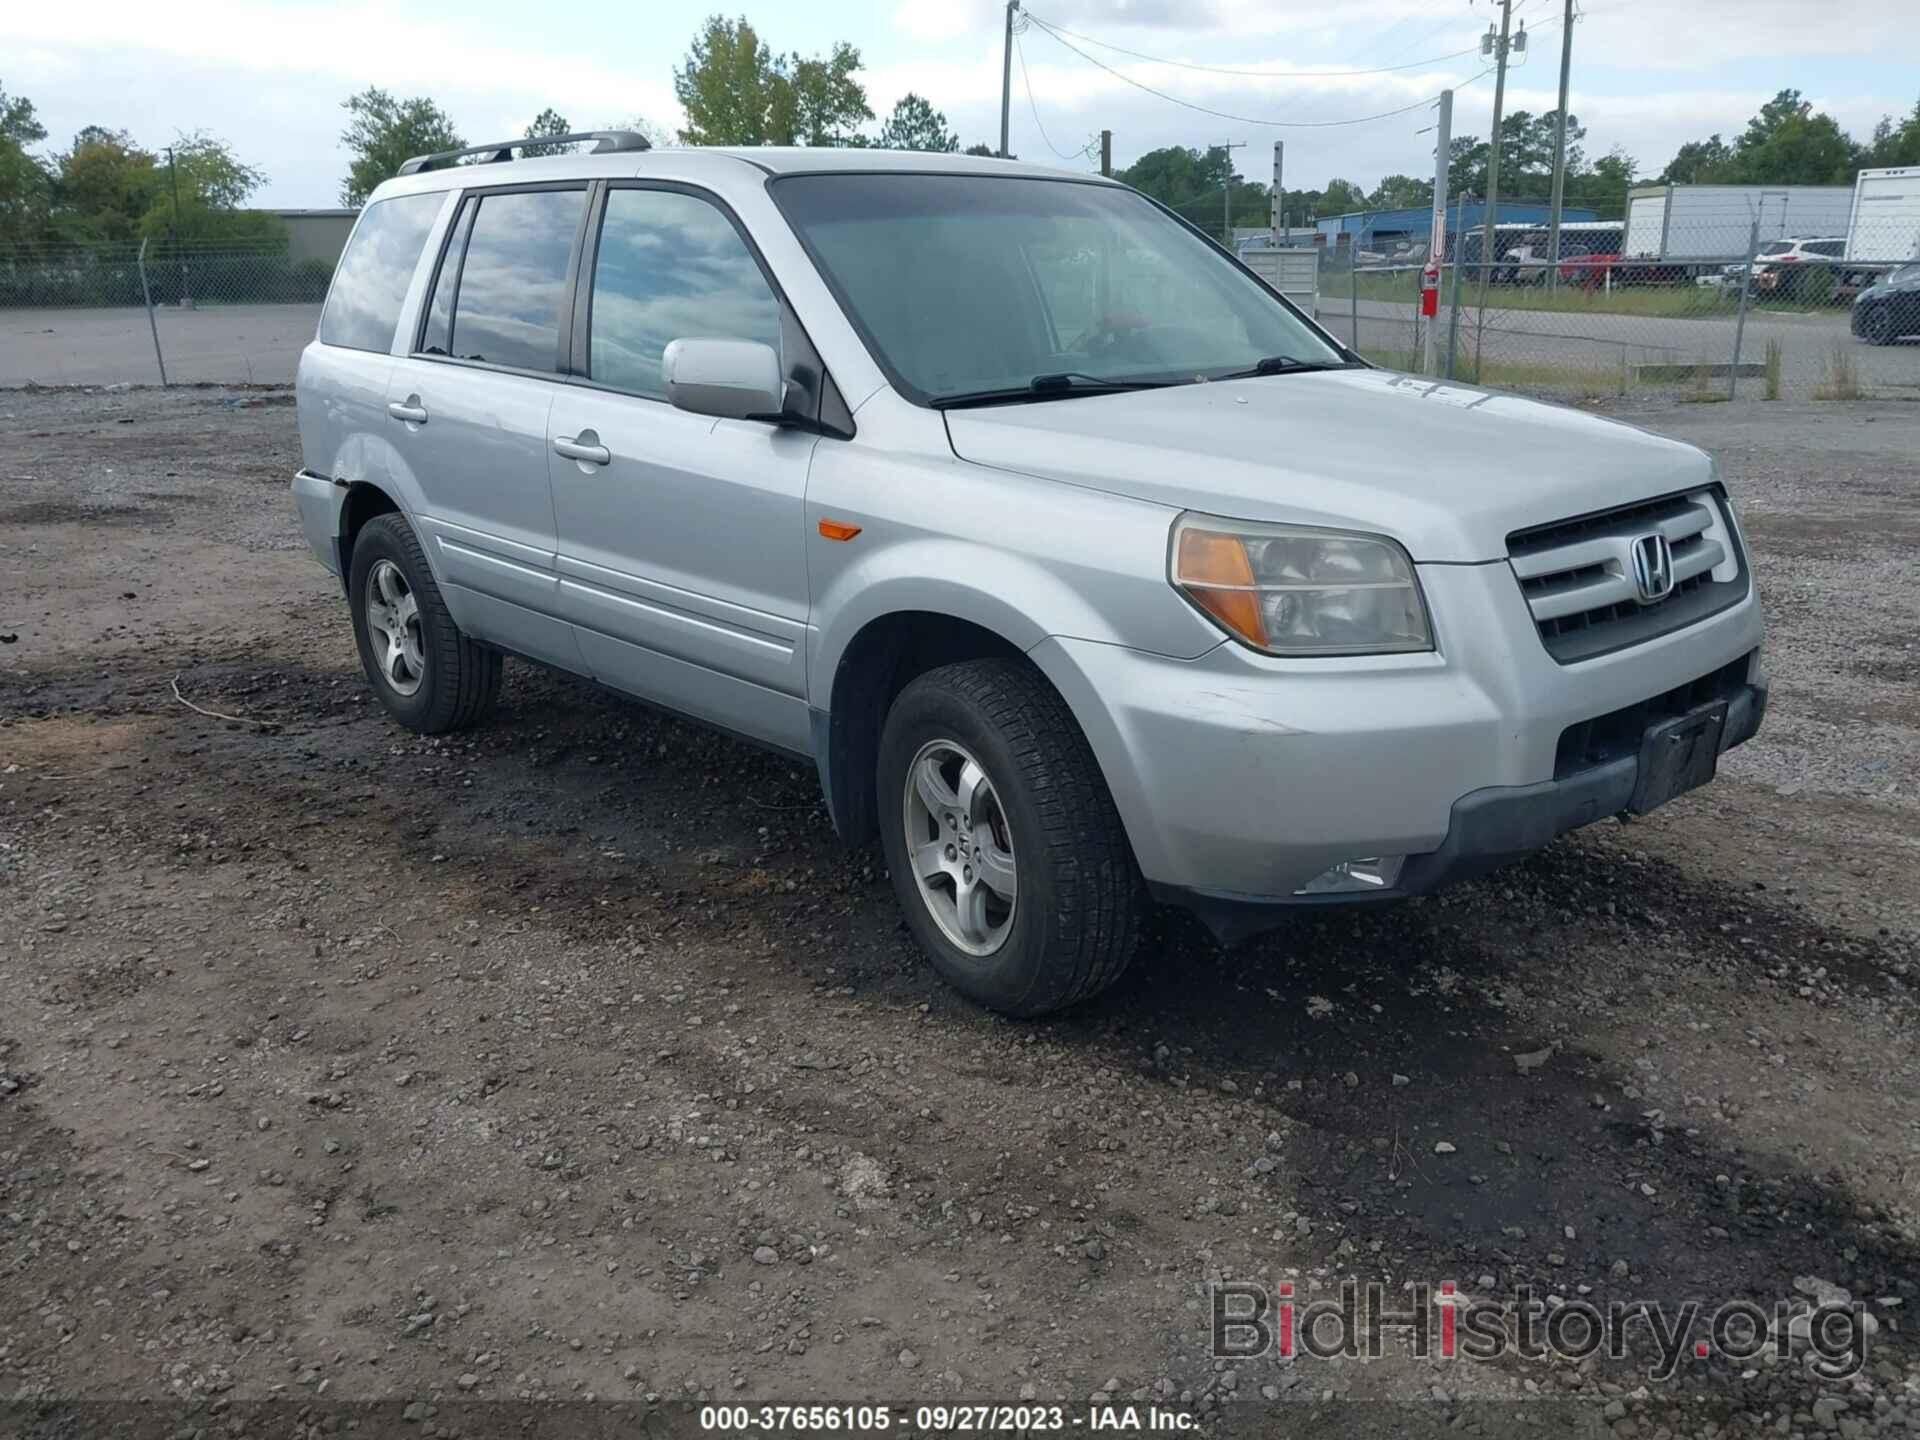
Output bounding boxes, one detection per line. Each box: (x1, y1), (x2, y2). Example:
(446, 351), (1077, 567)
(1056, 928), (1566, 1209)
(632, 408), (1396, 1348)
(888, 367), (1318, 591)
(1170, 513), (1432, 655)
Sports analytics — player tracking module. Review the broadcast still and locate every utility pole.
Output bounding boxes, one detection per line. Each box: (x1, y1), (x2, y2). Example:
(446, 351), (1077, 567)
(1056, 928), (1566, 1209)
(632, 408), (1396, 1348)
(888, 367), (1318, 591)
(1100, 129), (1112, 178)
(1219, 140), (1245, 248)
(1474, 0), (1518, 365)
(164, 144), (193, 310)
(1544, 0), (1576, 295)
(1422, 90), (1452, 376)
(998, 1), (1020, 159)
(1270, 141), (1284, 243)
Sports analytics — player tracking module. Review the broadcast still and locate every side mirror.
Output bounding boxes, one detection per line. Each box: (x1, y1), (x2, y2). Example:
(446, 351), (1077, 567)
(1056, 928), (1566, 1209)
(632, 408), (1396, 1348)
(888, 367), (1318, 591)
(662, 338), (784, 421)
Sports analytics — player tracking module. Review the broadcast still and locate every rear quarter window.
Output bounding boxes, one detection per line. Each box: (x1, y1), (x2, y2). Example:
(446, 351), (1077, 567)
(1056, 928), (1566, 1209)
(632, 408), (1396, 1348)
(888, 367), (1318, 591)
(320, 192), (445, 353)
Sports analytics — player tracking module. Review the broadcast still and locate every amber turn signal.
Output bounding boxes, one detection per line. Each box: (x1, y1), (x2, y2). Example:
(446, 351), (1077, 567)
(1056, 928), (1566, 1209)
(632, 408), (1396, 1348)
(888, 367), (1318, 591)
(817, 518), (863, 542)
(1173, 527), (1268, 648)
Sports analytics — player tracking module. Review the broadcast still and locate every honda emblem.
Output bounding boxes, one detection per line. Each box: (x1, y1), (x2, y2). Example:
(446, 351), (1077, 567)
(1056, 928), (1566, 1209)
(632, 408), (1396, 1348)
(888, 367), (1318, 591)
(1630, 533), (1675, 603)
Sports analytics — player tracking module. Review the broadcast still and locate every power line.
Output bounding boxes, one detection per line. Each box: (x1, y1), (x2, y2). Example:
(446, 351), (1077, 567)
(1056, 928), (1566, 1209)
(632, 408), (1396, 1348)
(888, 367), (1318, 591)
(1026, 16), (1495, 129)
(1014, 32), (1095, 162)
(1022, 10), (1479, 79)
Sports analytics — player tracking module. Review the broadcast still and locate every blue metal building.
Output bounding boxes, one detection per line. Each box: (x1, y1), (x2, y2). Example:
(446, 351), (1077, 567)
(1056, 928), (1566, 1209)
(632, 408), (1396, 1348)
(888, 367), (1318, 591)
(1314, 201), (1599, 252)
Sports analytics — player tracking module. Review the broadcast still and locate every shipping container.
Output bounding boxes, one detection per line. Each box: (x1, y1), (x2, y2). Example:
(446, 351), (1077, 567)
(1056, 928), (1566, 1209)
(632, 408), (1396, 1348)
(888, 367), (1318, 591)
(1844, 167), (1920, 263)
(1622, 184), (1855, 262)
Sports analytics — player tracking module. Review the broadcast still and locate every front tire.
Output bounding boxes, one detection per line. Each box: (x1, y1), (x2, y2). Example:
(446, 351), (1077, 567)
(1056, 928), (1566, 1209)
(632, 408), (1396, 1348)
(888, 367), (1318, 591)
(347, 512), (501, 733)
(877, 659), (1143, 1017)
(1861, 305), (1897, 345)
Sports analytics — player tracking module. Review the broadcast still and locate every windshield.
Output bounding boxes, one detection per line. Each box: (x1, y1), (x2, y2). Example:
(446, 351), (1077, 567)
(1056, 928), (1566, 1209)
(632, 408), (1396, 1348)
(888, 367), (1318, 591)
(1891, 263), (1920, 285)
(770, 173), (1345, 405)
(1759, 241), (1793, 256)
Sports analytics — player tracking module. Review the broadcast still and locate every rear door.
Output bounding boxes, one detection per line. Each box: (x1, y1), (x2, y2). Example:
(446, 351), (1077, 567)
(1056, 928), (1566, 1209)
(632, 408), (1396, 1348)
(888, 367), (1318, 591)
(546, 183), (817, 753)
(385, 183), (591, 664)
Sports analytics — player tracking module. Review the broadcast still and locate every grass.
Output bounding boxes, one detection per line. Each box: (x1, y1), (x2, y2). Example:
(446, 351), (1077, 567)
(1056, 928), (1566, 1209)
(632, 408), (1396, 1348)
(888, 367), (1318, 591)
(1763, 339), (1783, 401)
(1815, 342), (1863, 400)
(1342, 269), (1842, 323)
(1360, 346), (1630, 398)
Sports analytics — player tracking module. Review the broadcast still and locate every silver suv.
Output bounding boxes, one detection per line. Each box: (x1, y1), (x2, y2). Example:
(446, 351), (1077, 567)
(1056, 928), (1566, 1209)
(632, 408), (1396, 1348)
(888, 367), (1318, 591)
(292, 134), (1767, 1016)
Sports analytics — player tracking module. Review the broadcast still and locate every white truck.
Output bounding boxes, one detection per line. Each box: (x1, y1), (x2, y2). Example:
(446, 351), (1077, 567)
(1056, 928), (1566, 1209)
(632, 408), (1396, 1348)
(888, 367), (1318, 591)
(1843, 167), (1920, 263)
(1621, 184), (1855, 278)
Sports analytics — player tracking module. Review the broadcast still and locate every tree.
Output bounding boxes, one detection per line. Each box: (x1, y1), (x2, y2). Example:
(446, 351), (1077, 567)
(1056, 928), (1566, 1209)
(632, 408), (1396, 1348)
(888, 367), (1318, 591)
(1865, 97), (1920, 168)
(963, 142), (995, 157)
(138, 132), (270, 241)
(876, 93), (957, 152)
(1367, 174), (1431, 210)
(673, 16), (872, 147)
(340, 88), (463, 207)
(1659, 91), (1862, 187)
(778, 42), (871, 146)
(0, 80), (53, 247)
(522, 107), (574, 157)
(1319, 178), (1366, 214)
(1117, 145), (1225, 206)
(1730, 89), (1858, 184)
(52, 128), (157, 244)
(1659, 134), (1733, 184)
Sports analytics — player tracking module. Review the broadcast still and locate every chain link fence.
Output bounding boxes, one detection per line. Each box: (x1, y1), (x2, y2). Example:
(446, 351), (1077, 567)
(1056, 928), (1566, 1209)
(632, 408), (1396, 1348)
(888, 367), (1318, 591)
(1300, 194), (1920, 401)
(0, 239), (330, 386)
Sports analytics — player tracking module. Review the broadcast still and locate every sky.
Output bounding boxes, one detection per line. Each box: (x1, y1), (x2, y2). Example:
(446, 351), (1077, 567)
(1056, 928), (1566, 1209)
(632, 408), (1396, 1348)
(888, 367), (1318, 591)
(5, 0), (1918, 210)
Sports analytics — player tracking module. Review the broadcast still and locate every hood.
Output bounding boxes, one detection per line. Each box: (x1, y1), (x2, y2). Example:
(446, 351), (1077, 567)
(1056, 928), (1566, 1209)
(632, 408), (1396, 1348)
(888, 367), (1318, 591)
(942, 368), (1715, 563)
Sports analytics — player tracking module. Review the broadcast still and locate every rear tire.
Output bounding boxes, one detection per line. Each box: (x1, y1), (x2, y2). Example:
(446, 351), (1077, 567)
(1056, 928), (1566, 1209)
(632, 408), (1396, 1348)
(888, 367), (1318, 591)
(877, 659), (1144, 1017)
(348, 512), (501, 734)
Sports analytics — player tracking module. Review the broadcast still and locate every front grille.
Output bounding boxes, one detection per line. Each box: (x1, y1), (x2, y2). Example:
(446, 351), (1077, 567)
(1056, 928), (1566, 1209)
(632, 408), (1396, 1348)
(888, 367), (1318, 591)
(1507, 488), (1750, 664)
(1553, 653), (1753, 778)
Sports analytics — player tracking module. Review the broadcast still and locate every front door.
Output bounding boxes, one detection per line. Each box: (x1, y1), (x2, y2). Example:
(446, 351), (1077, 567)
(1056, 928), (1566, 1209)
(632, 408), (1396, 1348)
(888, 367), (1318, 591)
(549, 184), (816, 753)
(387, 183), (589, 666)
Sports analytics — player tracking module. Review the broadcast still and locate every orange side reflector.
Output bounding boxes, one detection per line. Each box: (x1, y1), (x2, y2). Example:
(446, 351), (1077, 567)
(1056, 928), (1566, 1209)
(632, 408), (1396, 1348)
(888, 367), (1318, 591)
(817, 518), (863, 542)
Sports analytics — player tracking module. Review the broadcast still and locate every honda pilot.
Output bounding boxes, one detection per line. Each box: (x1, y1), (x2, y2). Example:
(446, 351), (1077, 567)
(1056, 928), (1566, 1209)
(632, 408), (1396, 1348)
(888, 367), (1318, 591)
(292, 134), (1767, 1016)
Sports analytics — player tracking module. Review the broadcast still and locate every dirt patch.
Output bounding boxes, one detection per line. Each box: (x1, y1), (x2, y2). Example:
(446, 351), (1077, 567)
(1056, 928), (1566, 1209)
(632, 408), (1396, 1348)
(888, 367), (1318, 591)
(1, 386), (1917, 1437)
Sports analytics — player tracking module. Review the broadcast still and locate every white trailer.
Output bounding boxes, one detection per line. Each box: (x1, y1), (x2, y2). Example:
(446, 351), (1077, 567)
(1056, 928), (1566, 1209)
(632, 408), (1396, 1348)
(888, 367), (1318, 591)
(1622, 184), (1855, 262)
(1844, 167), (1920, 263)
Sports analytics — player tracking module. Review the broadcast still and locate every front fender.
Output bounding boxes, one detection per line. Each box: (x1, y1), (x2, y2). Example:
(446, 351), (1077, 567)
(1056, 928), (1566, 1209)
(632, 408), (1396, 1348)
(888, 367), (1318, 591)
(808, 536), (1220, 706)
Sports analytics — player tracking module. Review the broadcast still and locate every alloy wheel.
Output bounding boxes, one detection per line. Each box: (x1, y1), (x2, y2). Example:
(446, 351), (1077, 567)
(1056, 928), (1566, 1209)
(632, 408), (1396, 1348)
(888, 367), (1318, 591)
(901, 738), (1018, 956)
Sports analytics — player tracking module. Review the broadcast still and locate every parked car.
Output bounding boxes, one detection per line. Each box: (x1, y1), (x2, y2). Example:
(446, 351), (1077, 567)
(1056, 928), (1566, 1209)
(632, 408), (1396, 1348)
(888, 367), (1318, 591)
(1503, 225), (1625, 284)
(1852, 261), (1920, 343)
(1749, 237), (1846, 299)
(1557, 251), (1622, 289)
(292, 138), (1768, 1016)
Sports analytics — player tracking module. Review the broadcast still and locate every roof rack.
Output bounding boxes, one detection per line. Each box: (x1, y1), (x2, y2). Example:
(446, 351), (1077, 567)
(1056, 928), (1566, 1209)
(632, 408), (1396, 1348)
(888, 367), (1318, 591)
(396, 130), (652, 177)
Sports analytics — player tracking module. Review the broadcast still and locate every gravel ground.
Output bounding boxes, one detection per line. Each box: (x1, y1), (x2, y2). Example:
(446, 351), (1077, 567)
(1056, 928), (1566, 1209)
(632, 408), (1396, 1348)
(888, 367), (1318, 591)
(1, 386), (1917, 1439)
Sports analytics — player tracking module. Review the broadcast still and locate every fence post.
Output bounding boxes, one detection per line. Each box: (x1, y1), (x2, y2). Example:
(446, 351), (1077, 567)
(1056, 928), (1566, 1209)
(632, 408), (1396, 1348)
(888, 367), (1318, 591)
(1350, 257), (1360, 352)
(1727, 215), (1760, 400)
(1444, 192), (1468, 380)
(137, 237), (169, 388)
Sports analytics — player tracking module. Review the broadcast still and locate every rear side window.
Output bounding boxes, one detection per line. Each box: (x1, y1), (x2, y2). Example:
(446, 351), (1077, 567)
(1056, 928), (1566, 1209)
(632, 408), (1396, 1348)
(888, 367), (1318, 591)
(439, 188), (585, 372)
(587, 188), (783, 399)
(320, 192), (444, 353)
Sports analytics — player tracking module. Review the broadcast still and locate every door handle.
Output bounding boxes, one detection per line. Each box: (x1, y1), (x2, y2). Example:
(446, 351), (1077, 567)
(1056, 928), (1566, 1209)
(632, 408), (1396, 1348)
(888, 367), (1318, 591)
(387, 397), (428, 425)
(553, 433), (611, 466)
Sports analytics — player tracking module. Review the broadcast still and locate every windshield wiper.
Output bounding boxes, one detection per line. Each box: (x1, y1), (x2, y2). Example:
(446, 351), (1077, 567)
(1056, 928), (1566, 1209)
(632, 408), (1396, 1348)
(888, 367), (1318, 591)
(930, 372), (1176, 410)
(1214, 355), (1360, 380)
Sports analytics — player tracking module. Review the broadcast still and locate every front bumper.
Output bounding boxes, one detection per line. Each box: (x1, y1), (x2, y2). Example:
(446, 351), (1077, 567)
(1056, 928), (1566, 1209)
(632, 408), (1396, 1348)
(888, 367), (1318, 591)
(1029, 556), (1767, 937)
(1160, 680), (1764, 941)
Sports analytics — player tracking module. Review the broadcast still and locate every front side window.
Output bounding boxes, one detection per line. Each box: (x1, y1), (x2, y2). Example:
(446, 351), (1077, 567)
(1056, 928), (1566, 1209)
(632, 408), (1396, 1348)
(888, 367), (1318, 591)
(588, 188), (783, 399)
(771, 173), (1342, 404)
(442, 188), (585, 372)
(320, 192), (444, 353)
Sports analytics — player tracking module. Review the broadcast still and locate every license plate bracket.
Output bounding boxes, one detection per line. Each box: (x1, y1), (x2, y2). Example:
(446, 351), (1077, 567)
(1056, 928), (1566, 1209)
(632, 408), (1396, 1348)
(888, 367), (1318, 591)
(1627, 701), (1729, 815)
